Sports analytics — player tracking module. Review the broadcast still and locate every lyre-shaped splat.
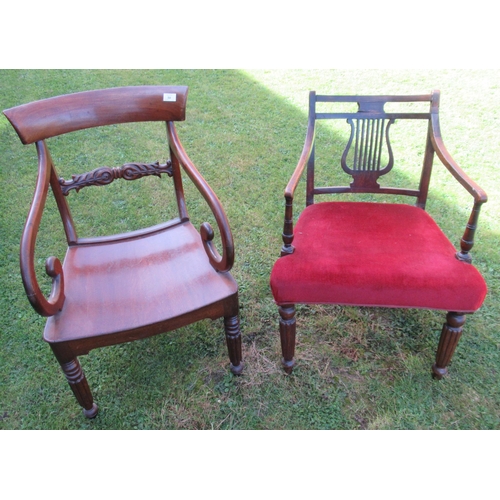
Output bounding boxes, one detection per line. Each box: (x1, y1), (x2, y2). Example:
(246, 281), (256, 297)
(341, 114), (395, 191)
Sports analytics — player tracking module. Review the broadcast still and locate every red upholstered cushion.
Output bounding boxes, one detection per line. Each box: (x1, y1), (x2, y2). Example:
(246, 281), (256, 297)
(270, 202), (487, 312)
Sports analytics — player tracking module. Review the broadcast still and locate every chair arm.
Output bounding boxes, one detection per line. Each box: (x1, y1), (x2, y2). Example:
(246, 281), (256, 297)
(166, 122), (234, 272)
(21, 141), (65, 316)
(430, 115), (487, 204)
(430, 115), (488, 262)
(285, 114), (316, 199)
(281, 117), (316, 255)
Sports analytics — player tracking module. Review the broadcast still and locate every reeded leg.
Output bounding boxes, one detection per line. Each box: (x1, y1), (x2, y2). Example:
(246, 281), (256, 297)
(279, 304), (296, 374)
(432, 312), (466, 379)
(51, 347), (98, 418)
(224, 315), (243, 375)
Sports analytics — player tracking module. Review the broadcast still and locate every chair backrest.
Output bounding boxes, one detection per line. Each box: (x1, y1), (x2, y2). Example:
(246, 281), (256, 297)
(3, 85), (188, 144)
(4, 85), (235, 316)
(306, 91), (439, 208)
(3, 85), (190, 244)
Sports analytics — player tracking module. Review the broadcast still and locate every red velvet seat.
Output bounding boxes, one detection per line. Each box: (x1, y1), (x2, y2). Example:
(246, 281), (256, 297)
(271, 202), (486, 312)
(270, 91), (488, 378)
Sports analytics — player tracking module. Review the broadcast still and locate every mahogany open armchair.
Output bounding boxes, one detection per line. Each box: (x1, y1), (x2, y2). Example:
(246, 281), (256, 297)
(4, 86), (243, 418)
(270, 91), (487, 377)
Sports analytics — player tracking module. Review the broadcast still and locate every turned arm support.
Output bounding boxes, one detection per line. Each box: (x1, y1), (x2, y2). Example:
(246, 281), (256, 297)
(166, 121), (234, 272)
(430, 113), (488, 263)
(281, 113), (316, 256)
(21, 141), (65, 316)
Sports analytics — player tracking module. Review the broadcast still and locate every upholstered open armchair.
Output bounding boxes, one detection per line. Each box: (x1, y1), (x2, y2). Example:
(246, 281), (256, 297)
(4, 86), (243, 418)
(270, 91), (487, 377)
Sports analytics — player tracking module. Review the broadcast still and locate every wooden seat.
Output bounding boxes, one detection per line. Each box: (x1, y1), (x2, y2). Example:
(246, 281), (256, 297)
(44, 223), (239, 344)
(270, 91), (487, 378)
(4, 86), (243, 418)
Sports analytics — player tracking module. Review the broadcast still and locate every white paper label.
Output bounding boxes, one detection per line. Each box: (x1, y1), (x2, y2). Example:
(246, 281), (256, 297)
(163, 93), (177, 102)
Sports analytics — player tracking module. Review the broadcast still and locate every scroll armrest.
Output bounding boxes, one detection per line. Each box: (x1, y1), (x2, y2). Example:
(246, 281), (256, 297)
(281, 118), (315, 255)
(166, 122), (234, 272)
(21, 141), (65, 316)
(430, 115), (488, 262)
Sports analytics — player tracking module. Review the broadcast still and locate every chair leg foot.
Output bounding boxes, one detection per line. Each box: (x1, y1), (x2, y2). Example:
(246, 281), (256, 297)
(279, 304), (296, 374)
(281, 358), (295, 374)
(52, 347), (98, 417)
(83, 403), (99, 419)
(431, 364), (448, 380)
(432, 311), (465, 379)
(224, 315), (243, 375)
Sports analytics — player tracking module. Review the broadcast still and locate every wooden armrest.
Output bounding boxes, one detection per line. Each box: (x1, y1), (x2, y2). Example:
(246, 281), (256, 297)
(166, 122), (234, 272)
(430, 114), (487, 204)
(281, 110), (316, 255)
(21, 141), (65, 316)
(285, 107), (316, 200)
(430, 113), (488, 263)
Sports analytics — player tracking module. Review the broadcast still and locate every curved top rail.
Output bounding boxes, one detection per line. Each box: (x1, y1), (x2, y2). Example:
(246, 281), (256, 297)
(3, 85), (188, 144)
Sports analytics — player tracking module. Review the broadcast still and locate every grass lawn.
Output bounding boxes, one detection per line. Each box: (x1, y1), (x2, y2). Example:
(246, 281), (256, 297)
(1, 69), (499, 431)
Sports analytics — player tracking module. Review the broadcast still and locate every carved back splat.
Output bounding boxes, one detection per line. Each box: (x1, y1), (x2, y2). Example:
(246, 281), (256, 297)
(59, 161), (173, 195)
(308, 93), (434, 201)
(342, 117), (395, 190)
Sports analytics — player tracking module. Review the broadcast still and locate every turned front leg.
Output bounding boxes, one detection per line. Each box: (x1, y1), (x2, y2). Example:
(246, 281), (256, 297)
(432, 312), (466, 379)
(224, 315), (243, 375)
(279, 304), (296, 374)
(51, 346), (98, 418)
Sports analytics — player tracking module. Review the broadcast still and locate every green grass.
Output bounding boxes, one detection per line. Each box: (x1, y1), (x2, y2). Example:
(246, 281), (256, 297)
(1, 69), (499, 430)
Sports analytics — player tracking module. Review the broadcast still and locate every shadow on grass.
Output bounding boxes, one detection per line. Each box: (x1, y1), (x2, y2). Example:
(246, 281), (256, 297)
(0, 69), (498, 429)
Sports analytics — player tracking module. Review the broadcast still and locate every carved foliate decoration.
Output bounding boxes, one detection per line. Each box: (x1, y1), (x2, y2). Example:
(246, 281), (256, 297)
(58, 161), (173, 196)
